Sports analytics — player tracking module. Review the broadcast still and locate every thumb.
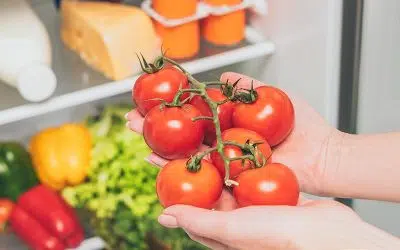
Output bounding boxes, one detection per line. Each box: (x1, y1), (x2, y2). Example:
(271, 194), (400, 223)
(158, 205), (231, 242)
(220, 72), (265, 89)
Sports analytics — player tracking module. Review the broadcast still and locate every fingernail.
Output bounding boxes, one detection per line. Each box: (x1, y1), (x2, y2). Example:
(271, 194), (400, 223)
(144, 157), (162, 168)
(158, 214), (178, 228)
(124, 113), (129, 120)
(129, 121), (143, 134)
(144, 157), (154, 165)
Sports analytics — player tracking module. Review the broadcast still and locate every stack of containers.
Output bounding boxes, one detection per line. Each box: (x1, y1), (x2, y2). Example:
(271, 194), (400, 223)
(152, 0), (200, 59)
(145, 0), (256, 60)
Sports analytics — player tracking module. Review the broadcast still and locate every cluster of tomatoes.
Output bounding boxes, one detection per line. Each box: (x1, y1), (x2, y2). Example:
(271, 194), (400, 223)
(132, 60), (300, 209)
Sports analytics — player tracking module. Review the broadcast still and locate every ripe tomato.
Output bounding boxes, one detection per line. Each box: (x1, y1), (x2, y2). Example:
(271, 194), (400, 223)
(133, 66), (189, 116)
(0, 199), (14, 232)
(190, 88), (235, 145)
(156, 159), (223, 209)
(232, 86), (294, 147)
(210, 128), (272, 179)
(143, 104), (204, 160)
(233, 163), (299, 207)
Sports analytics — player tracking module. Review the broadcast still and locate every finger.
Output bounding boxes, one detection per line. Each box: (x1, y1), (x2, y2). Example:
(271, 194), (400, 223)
(220, 72), (265, 89)
(214, 189), (237, 211)
(125, 109), (144, 134)
(297, 193), (312, 206)
(159, 205), (231, 243)
(146, 153), (169, 167)
(198, 144), (211, 160)
(186, 231), (228, 250)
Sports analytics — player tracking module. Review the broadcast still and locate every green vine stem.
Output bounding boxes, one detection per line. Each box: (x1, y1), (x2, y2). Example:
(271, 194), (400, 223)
(161, 57), (261, 187)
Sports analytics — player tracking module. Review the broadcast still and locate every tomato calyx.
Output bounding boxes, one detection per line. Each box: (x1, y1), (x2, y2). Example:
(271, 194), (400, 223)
(186, 157), (202, 173)
(137, 53), (165, 74)
(219, 78), (259, 104)
(224, 140), (268, 169)
(220, 78), (240, 100)
(232, 81), (258, 104)
(186, 147), (218, 172)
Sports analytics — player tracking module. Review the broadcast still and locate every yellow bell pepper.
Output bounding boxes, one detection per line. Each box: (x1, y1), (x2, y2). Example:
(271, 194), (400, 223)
(29, 123), (91, 190)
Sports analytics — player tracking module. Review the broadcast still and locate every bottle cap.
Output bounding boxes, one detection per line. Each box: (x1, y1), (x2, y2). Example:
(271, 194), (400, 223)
(17, 64), (57, 102)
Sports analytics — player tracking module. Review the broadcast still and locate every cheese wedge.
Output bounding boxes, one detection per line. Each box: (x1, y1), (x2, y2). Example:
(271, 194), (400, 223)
(61, 0), (160, 80)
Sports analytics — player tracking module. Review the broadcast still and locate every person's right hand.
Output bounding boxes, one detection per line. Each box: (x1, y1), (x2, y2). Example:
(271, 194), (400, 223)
(219, 72), (342, 196)
(158, 198), (400, 250)
(126, 72), (341, 196)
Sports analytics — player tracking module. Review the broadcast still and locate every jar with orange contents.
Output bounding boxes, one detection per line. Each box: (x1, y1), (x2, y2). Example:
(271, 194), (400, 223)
(202, 0), (246, 46)
(152, 0), (200, 59)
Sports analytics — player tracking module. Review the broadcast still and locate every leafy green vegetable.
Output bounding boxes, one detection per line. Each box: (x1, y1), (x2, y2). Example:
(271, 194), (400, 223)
(62, 104), (207, 250)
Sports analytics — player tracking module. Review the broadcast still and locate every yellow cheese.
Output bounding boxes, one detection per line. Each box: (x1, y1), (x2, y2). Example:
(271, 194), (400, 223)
(60, 0), (160, 80)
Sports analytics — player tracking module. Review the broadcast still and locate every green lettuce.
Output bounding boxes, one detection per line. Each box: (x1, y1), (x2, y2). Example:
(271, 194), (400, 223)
(62, 104), (206, 250)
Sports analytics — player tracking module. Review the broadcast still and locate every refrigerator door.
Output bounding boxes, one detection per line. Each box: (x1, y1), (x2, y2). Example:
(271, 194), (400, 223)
(354, 0), (400, 236)
(250, 0), (343, 127)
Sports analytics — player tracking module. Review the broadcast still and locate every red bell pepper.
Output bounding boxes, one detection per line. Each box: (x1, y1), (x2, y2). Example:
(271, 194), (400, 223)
(9, 185), (84, 250)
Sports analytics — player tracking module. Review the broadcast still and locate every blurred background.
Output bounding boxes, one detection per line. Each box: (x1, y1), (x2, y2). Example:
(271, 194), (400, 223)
(0, 0), (399, 249)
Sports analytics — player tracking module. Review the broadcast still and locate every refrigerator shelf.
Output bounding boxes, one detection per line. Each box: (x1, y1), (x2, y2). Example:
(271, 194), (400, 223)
(0, 1), (274, 126)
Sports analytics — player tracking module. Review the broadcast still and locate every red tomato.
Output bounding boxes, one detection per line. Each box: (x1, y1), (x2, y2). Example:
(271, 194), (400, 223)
(233, 163), (299, 207)
(232, 86), (294, 147)
(210, 128), (272, 179)
(156, 159), (223, 209)
(143, 104), (205, 160)
(190, 88), (235, 145)
(0, 199), (14, 232)
(133, 66), (189, 116)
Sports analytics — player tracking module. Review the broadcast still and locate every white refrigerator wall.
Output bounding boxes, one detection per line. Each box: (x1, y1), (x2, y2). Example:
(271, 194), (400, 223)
(251, 0), (400, 236)
(354, 0), (400, 236)
(249, 0), (342, 201)
(250, 0), (343, 127)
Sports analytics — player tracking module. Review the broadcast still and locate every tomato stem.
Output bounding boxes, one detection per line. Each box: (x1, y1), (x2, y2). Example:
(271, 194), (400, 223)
(187, 147), (218, 172)
(192, 116), (214, 122)
(162, 57), (262, 186)
(203, 81), (227, 86)
(136, 53), (164, 74)
(229, 155), (255, 161)
(168, 89), (202, 107)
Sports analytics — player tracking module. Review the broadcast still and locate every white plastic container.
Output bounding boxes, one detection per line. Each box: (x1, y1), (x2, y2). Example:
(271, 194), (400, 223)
(0, 0), (57, 102)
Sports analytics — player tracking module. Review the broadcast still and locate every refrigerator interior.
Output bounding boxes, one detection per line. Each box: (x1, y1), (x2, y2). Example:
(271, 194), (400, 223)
(1, 0), (398, 248)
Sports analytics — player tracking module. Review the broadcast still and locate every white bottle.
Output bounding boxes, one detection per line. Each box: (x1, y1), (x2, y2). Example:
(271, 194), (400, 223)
(0, 0), (57, 102)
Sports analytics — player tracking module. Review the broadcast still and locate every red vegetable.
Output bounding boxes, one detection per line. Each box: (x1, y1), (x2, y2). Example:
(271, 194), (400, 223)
(233, 163), (300, 207)
(210, 128), (272, 179)
(190, 88), (235, 145)
(0, 199), (14, 233)
(156, 159), (223, 209)
(133, 66), (189, 116)
(9, 185), (84, 250)
(232, 86), (295, 147)
(143, 104), (205, 160)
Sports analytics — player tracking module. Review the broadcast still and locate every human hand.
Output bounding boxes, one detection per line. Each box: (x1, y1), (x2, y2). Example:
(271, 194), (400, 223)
(218, 72), (340, 196)
(157, 198), (400, 250)
(126, 72), (338, 196)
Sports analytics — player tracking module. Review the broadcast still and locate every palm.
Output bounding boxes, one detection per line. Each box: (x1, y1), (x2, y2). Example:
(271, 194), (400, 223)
(271, 95), (335, 195)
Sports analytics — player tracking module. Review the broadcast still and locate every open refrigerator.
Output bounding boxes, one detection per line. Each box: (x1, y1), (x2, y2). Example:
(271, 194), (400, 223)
(1, 0), (398, 249)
